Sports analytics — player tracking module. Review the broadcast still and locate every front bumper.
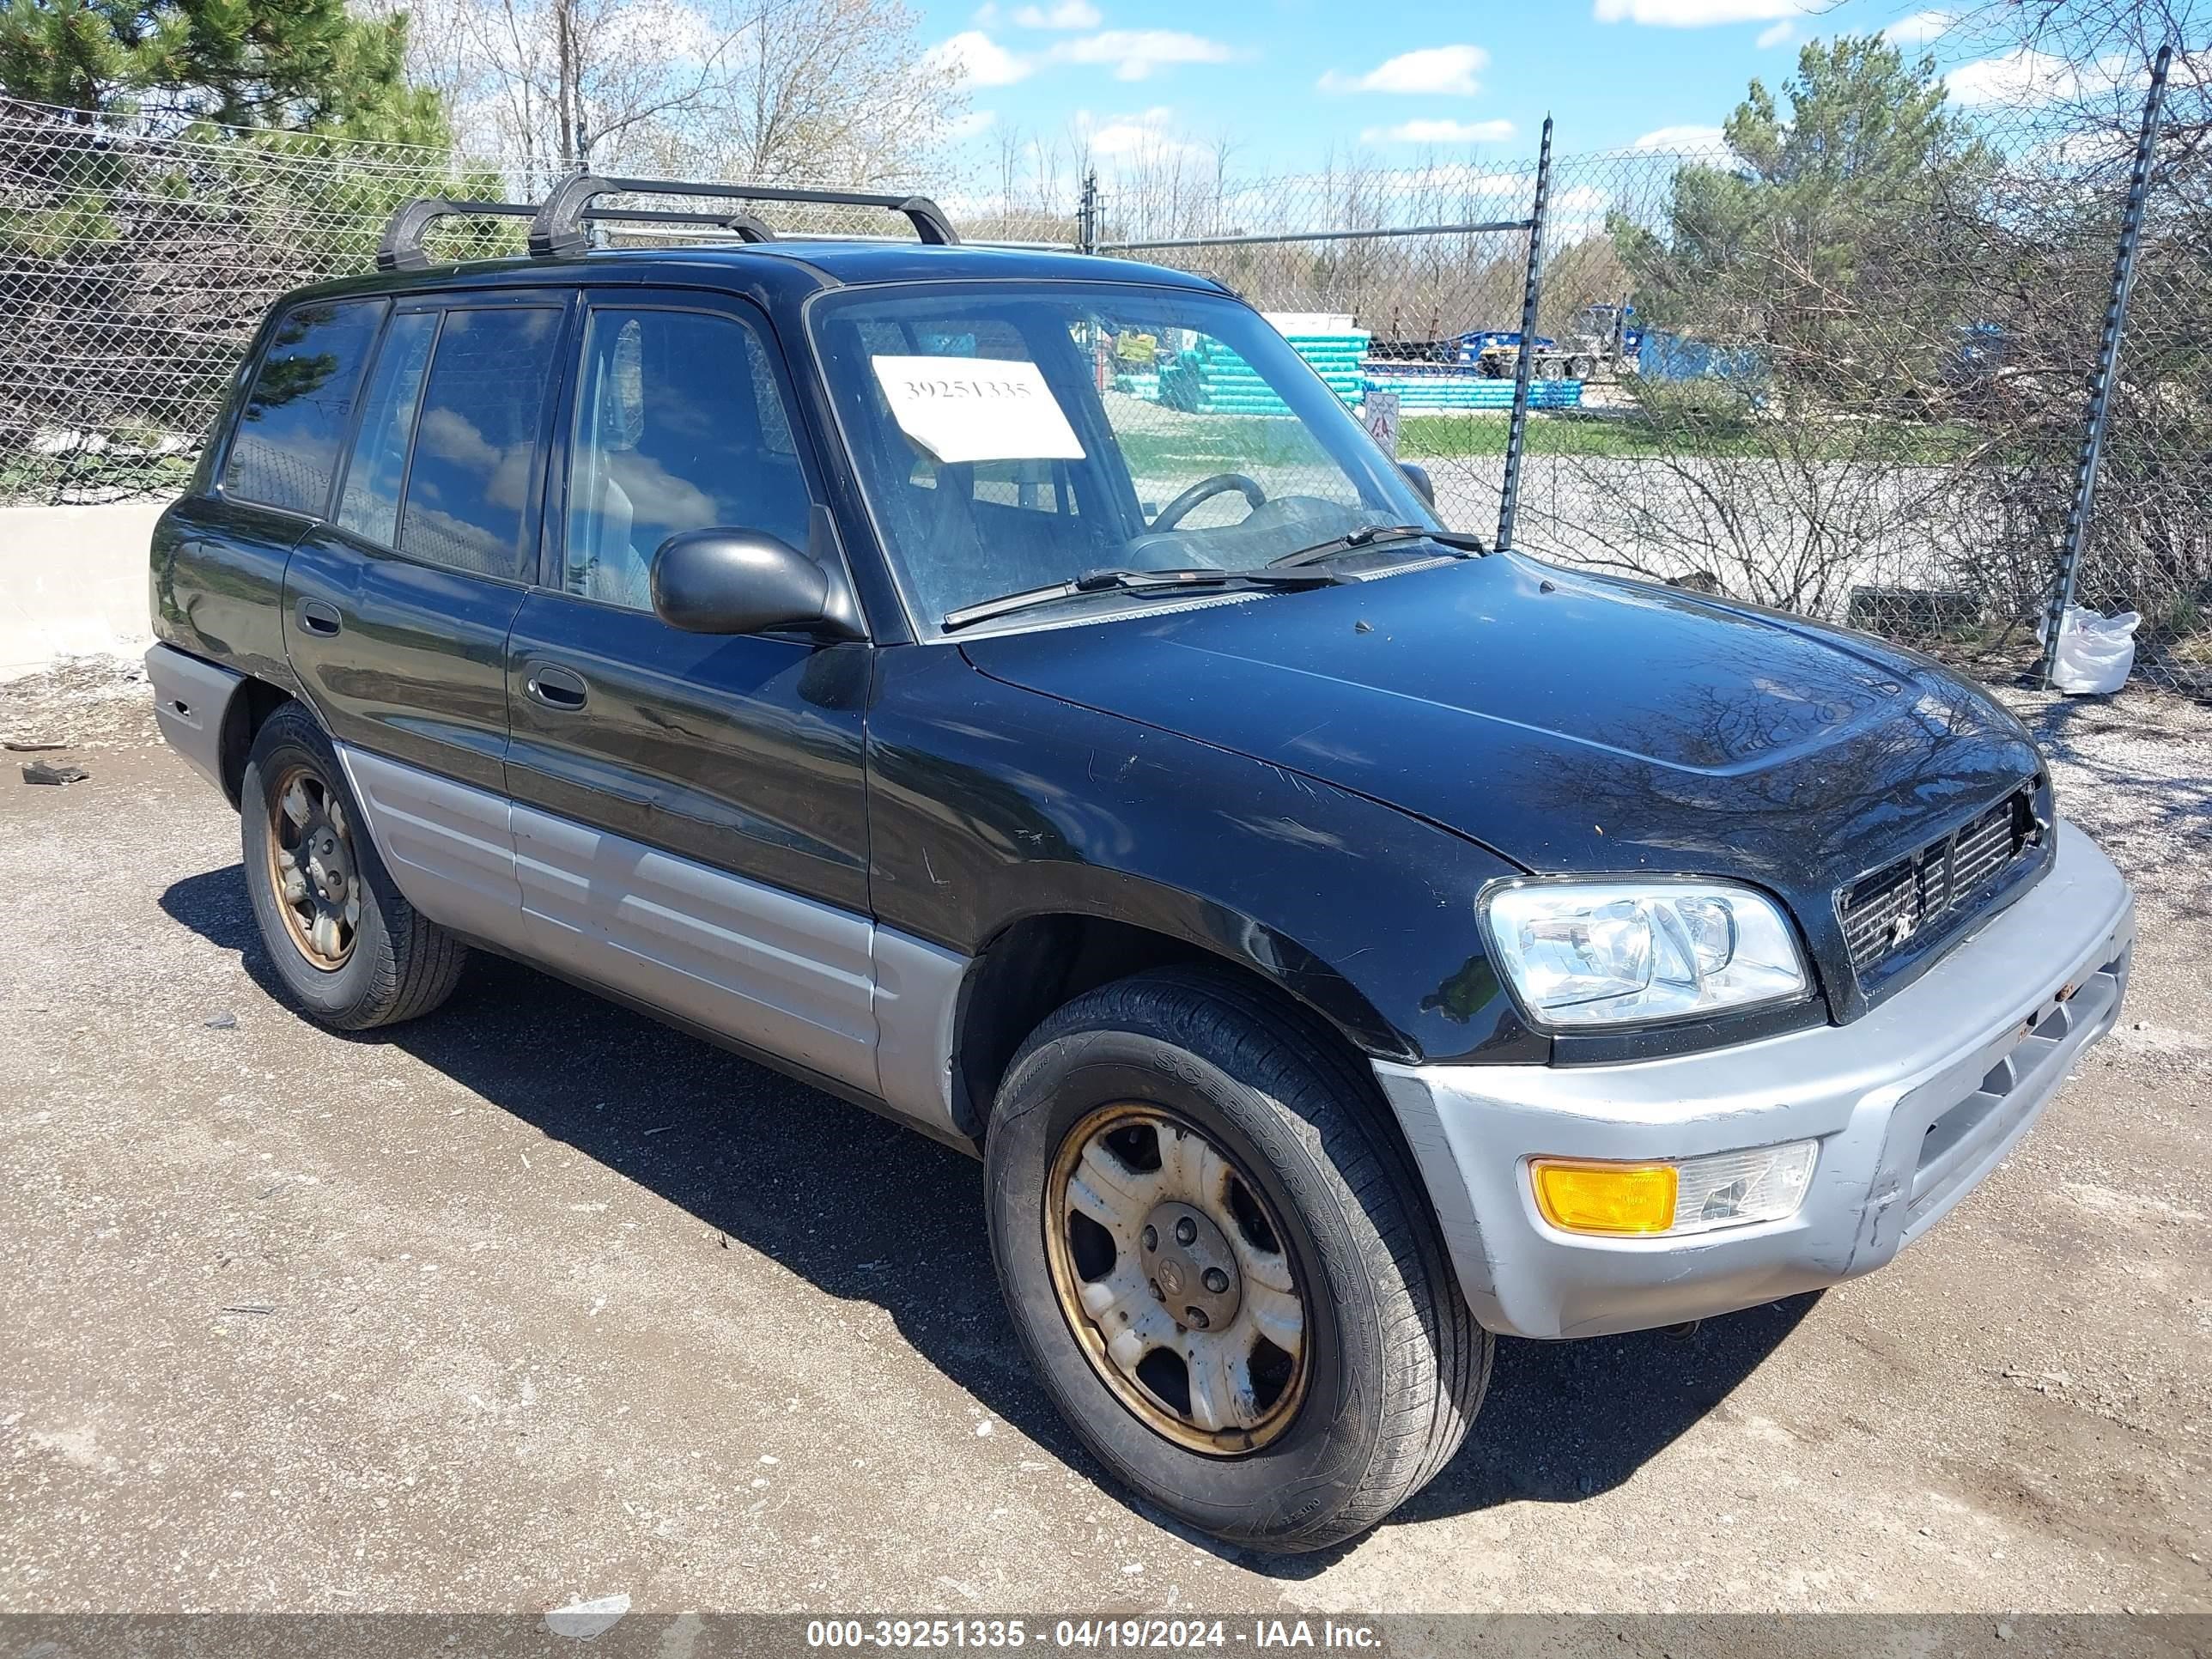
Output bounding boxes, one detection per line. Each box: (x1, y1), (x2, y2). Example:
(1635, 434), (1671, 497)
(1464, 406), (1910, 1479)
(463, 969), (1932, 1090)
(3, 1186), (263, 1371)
(1375, 819), (2135, 1340)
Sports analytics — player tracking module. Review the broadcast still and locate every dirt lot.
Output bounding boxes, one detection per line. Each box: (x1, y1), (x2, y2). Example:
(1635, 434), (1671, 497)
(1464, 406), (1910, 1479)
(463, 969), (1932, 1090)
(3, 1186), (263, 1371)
(1, 659), (2206, 1616)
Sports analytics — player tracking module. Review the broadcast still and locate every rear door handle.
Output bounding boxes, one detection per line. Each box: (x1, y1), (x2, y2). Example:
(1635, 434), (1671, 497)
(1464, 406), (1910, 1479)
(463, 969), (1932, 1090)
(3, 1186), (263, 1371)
(526, 663), (589, 711)
(296, 599), (342, 637)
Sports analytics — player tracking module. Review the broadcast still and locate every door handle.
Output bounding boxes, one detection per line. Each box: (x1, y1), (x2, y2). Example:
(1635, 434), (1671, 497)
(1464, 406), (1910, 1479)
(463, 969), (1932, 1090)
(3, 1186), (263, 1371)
(526, 663), (589, 711)
(296, 599), (342, 637)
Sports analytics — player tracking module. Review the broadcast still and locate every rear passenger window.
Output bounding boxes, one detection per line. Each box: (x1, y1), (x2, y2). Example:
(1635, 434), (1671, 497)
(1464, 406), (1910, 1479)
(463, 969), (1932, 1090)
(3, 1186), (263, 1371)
(396, 307), (562, 581)
(336, 310), (437, 548)
(223, 300), (386, 514)
(563, 307), (814, 610)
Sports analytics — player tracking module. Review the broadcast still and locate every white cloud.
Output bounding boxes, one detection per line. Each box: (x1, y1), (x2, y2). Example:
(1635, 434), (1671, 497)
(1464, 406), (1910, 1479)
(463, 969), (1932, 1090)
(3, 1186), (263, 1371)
(1945, 45), (2099, 104)
(1631, 123), (1728, 149)
(923, 30), (1032, 88)
(1319, 45), (1488, 96)
(1074, 106), (1212, 169)
(1012, 0), (1101, 26)
(1883, 9), (1953, 47)
(1944, 44), (2171, 105)
(947, 109), (998, 140)
(1049, 28), (1236, 80)
(1550, 185), (1612, 216)
(1595, 0), (1808, 24)
(971, 1), (998, 21)
(1361, 118), (1516, 144)
(1755, 19), (1793, 48)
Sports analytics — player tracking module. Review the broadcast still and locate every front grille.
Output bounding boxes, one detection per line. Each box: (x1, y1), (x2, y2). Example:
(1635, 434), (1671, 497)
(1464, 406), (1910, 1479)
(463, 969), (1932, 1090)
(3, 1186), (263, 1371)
(1838, 786), (2036, 976)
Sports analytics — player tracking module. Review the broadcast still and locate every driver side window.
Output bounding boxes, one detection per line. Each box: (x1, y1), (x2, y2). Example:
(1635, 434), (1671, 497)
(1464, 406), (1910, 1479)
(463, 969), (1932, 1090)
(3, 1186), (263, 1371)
(564, 305), (813, 611)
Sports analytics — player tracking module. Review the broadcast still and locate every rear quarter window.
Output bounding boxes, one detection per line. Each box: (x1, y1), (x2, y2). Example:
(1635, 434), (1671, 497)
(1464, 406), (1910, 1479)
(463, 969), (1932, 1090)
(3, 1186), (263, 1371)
(222, 300), (387, 514)
(393, 307), (562, 582)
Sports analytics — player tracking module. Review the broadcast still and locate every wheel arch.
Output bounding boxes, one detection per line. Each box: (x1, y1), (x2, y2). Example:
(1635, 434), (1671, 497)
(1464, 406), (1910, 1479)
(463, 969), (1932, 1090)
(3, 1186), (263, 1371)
(218, 676), (301, 809)
(950, 895), (1415, 1144)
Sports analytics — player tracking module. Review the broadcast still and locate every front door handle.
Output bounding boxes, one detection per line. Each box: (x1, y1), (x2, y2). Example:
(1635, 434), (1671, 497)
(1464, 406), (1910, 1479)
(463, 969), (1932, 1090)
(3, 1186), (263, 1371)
(296, 599), (342, 637)
(526, 663), (589, 711)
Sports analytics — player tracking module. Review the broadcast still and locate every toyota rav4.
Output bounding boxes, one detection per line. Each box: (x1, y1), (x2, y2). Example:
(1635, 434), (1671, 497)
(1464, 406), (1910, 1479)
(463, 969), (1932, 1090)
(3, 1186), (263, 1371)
(144, 178), (2136, 1553)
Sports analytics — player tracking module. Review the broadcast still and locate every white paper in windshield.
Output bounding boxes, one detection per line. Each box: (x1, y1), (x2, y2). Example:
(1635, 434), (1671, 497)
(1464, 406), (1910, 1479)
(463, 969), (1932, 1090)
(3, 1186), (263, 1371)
(869, 356), (1086, 465)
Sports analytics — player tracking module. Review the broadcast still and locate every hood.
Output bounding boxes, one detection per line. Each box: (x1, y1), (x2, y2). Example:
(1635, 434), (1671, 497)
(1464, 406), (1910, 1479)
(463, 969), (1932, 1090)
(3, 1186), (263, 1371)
(959, 552), (2042, 904)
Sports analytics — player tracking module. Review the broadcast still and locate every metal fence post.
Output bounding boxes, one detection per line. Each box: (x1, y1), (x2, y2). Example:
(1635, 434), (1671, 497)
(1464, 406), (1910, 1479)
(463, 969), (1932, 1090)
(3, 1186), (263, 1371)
(1077, 168), (1100, 255)
(1496, 116), (1553, 554)
(2039, 42), (2172, 686)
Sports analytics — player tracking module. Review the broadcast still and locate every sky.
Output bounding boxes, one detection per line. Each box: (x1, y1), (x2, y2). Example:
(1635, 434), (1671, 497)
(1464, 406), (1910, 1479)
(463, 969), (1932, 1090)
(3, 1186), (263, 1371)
(914, 0), (2063, 180)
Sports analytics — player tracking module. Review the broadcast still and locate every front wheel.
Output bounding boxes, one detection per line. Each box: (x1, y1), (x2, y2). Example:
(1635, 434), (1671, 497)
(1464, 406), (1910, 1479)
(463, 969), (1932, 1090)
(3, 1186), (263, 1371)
(985, 968), (1491, 1553)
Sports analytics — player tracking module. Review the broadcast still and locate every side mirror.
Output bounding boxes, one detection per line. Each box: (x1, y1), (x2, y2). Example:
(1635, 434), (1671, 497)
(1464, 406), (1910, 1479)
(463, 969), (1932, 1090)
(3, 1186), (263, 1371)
(650, 527), (864, 641)
(1398, 460), (1436, 507)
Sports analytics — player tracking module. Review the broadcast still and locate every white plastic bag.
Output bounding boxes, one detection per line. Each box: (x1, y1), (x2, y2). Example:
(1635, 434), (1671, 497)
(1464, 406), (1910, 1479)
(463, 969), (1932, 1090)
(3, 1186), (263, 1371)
(2051, 605), (2141, 695)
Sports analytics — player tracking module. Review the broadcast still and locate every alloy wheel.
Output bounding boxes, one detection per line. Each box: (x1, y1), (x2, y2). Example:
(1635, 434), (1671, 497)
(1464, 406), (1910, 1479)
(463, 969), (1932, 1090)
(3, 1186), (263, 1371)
(264, 763), (360, 971)
(1044, 1103), (1310, 1455)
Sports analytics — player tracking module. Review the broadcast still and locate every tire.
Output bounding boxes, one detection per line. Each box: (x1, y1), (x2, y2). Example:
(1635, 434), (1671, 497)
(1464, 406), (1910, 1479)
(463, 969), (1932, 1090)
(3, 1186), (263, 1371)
(985, 967), (1491, 1553)
(240, 703), (468, 1031)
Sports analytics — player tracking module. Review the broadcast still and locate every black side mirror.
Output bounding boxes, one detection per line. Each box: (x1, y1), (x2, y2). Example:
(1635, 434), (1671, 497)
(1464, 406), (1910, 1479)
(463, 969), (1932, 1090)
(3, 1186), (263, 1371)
(1398, 460), (1436, 507)
(650, 527), (864, 641)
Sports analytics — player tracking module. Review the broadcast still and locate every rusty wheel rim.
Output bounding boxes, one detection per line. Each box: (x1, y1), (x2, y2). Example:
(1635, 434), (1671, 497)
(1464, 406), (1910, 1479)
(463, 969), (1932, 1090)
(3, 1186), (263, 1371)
(1044, 1103), (1310, 1455)
(264, 763), (359, 972)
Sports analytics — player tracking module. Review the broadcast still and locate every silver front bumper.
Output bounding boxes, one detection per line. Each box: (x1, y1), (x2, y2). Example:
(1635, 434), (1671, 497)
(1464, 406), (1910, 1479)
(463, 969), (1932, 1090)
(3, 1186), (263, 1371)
(1376, 819), (2135, 1340)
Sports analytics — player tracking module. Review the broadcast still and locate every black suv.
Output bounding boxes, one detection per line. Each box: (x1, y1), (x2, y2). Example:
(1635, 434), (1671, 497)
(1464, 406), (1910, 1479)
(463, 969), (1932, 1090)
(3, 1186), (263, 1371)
(147, 179), (2134, 1553)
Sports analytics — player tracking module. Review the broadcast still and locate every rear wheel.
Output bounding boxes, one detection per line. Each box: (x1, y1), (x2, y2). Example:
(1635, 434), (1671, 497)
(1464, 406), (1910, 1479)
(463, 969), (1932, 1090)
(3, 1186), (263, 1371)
(986, 968), (1491, 1553)
(240, 704), (468, 1030)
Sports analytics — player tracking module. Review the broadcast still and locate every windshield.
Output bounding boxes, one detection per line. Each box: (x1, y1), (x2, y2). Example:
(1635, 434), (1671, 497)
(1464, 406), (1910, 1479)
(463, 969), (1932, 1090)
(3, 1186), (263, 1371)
(807, 282), (1438, 631)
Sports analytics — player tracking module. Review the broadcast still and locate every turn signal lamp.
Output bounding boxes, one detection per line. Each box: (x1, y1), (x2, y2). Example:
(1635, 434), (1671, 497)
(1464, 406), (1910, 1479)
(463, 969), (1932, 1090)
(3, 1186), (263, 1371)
(1530, 1141), (1819, 1237)
(1529, 1159), (1679, 1235)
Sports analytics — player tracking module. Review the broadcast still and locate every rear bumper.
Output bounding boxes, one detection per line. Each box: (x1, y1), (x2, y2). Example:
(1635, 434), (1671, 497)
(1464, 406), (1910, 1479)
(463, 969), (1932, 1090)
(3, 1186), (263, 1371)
(146, 643), (245, 799)
(1376, 819), (2134, 1340)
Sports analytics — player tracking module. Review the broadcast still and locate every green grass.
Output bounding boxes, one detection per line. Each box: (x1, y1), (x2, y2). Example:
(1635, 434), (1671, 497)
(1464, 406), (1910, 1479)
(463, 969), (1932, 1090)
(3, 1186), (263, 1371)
(1109, 407), (1993, 474)
(1400, 412), (1992, 465)
(0, 448), (194, 503)
(1115, 421), (1333, 475)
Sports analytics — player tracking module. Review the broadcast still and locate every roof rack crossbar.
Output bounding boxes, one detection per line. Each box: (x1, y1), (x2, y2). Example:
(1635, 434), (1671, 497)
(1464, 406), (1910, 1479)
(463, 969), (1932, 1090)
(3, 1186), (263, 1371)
(377, 175), (951, 271)
(581, 205), (775, 241)
(529, 173), (958, 258)
(376, 198), (535, 272)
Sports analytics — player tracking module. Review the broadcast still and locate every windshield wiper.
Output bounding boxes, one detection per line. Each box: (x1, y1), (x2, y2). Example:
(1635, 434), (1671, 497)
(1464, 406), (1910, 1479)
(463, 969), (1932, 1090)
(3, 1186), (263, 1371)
(940, 566), (1339, 633)
(1266, 524), (1487, 569)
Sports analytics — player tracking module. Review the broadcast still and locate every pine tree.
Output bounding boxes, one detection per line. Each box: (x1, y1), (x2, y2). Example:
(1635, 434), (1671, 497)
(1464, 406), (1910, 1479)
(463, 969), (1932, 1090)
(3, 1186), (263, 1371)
(0, 0), (446, 139)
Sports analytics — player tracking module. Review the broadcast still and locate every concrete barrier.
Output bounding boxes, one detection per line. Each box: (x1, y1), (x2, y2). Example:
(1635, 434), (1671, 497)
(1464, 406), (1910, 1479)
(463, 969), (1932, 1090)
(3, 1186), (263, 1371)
(0, 500), (171, 680)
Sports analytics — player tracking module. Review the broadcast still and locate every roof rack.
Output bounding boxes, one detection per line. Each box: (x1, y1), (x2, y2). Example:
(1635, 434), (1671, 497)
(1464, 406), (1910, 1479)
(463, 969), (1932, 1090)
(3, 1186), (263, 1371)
(530, 174), (959, 258)
(376, 192), (780, 272)
(374, 173), (959, 272)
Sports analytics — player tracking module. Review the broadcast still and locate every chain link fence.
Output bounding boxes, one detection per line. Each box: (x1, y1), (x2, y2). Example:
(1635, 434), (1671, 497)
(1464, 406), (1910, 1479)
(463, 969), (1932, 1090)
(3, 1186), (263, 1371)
(0, 96), (928, 505)
(3, 87), (2205, 697)
(1079, 98), (2209, 700)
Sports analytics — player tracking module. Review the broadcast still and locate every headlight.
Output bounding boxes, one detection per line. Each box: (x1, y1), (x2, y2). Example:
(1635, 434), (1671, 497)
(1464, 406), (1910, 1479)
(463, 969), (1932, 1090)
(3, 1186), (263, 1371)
(1483, 879), (1808, 1028)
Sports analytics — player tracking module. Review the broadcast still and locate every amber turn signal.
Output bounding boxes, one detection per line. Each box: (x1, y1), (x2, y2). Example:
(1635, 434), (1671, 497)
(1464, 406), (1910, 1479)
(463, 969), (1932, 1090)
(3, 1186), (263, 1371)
(1529, 1158), (1680, 1236)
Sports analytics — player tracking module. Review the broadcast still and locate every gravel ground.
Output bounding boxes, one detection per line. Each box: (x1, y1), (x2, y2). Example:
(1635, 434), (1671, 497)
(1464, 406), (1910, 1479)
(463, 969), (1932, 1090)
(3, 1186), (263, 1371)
(1, 656), (2206, 1617)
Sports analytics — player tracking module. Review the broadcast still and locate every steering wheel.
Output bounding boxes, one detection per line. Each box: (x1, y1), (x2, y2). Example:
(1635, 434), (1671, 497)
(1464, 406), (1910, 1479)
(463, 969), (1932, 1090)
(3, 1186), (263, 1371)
(1151, 472), (1266, 532)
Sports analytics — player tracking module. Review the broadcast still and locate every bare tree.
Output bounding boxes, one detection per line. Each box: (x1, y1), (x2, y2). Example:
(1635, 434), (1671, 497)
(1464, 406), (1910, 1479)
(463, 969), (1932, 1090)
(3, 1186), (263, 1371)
(375, 0), (963, 191)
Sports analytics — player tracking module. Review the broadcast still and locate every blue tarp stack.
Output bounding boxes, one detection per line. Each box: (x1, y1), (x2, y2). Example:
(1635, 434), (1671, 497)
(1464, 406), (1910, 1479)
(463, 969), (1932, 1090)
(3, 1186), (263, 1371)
(1114, 318), (1589, 416)
(1359, 366), (1583, 411)
(1156, 328), (1370, 415)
